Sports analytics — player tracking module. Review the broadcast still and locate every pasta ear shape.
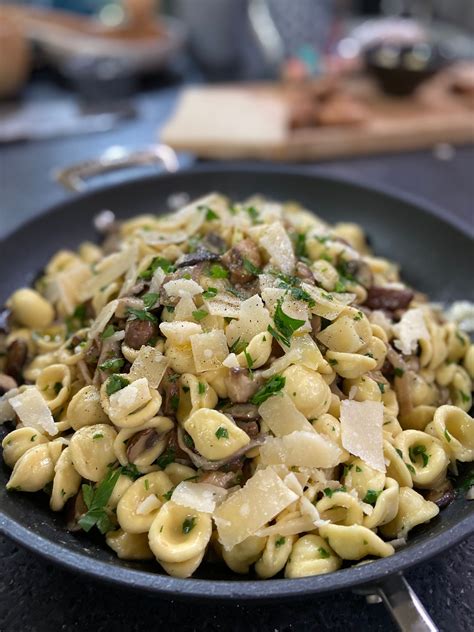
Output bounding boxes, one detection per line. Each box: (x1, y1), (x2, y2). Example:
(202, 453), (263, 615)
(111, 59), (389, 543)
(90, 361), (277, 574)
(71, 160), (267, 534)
(380, 487), (439, 539)
(425, 405), (474, 462)
(285, 534), (341, 578)
(106, 529), (154, 561)
(318, 524), (394, 560)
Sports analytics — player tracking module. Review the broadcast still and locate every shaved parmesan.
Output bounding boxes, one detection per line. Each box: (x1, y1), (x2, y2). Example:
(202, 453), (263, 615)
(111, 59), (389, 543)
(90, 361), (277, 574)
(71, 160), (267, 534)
(259, 222), (295, 275)
(171, 481), (227, 513)
(108, 377), (151, 422)
(260, 431), (343, 468)
(283, 472), (304, 496)
(9, 387), (57, 436)
(148, 266), (166, 294)
(213, 468), (298, 549)
(204, 292), (242, 319)
(301, 283), (355, 320)
(136, 494), (162, 515)
(159, 321), (202, 345)
(256, 515), (316, 537)
(45, 262), (92, 314)
(340, 400), (385, 472)
(81, 247), (136, 301)
(225, 295), (272, 345)
(0, 388), (20, 423)
(174, 295), (197, 321)
(299, 495), (328, 527)
(392, 307), (429, 355)
(190, 330), (229, 372)
(222, 353), (240, 369)
(258, 392), (315, 436)
(163, 278), (203, 298)
(88, 299), (119, 340)
(129, 347), (169, 388)
(119, 251), (138, 297)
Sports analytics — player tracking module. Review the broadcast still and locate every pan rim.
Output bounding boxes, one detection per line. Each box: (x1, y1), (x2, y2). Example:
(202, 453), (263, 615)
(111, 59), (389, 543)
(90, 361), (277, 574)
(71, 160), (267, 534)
(0, 164), (473, 598)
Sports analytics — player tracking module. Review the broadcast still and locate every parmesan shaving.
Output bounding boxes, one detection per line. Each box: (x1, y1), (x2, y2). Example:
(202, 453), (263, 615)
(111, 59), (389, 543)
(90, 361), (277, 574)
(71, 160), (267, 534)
(204, 292), (242, 318)
(222, 353), (240, 369)
(283, 472), (304, 496)
(136, 494), (161, 515)
(148, 266), (166, 294)
(0, 388), (20, 424)
(81, 247), (135, 301)
(299, 495), (328, 527)
(174, 295), (197, 321)
(340, 400), (386, 472)
(129, 347), (169, 388)
(88, 299), (119, 340)
(9, 387), (58, 436)
(260, 431), (343, 468)
(171, 481), (227, 513)
(225, 295), (272, 345)
(159, 321), (202, 345)
(163, 278), (203, 298)
(256, 516), (316, 537)
(392, 307), (429, 355)
(301, 283), (356, 320)
(45, 262), (92, 314)
(213, 468), (298, 549)
(190, 330), (229, 372)
(259, 221), (295, 275)
(108, 377), (151, 421)
(258, 392), (315, 436)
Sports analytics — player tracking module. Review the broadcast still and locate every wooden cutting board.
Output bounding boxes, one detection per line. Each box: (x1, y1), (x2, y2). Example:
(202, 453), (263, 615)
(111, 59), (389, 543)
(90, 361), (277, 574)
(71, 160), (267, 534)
(160, 73), (474, 162)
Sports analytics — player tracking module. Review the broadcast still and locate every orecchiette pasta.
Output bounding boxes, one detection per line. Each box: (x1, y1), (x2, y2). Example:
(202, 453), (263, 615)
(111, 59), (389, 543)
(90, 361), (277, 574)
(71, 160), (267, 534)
(1, 192), (472, 581)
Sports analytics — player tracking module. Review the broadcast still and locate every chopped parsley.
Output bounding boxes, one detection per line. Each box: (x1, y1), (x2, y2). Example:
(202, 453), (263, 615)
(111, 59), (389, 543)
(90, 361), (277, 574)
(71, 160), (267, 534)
(215, 426), (229, 440)
(106, 374), (129, 396)
(229, 337), (248, 355)
(163, 486), (176, 501)
(93, 433), (104, 440)
(459, 390), (470, 404)
(409, 444), (429, 468)
(406, 463), (416, 474)
(250, 375), (286, 405)
(377, 382), (385, 394)
(182, 516), (197, 534)
(127, 307), (158, 323)
(355, 466), (363, 473)
(244, 349), (254, 372)
(353, 311), (364, 322)
(275, 536), (286, 548)
(333, 280), (347, 293)
(328, 358), (338, 366)
(444, 429), (452, 443)
(243, 258), (261, 276)
(139, 256), (175, 279)
(65, 304), (88, 335)
(394, 367), (405, 378)
(142, 293), (159, 309)
(295, 233), (308, 259)
(192, 309), (208, 322)
(30, 435), (37, 442)
(323, 487), (334, 497)
(268, 299), (305, 348)
(99, 358), (125, 373)
(363, 489), (381, 505)
(156, 448), (175, 469)
(318, 547), (330, 559)
(395, 448), (403, 459)
(144, 479), (150, 491)
(170, 394), (180, 411)
(203, 207), (219, 221)
(202, 287), (218, 299)
(78, 468), (121, 534)
(101, 324), (116, 340)
(209, 264), (228, 279)
(120, 464), (141, 480)
(183, 433), (195, 449)
(245, 206), (260, 222)
(198, 382), (206, 395)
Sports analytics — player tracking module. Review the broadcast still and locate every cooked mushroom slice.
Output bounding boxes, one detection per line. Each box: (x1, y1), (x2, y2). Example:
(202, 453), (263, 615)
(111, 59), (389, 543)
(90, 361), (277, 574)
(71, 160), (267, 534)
(235, 420), (260, 438)
(5, 338), (28, 382)
(340, 260), (373, 288)
(425, 480), (456, 509)
(295, 261), (315, 283)
(175, 248), (220, 268)
(225, 368), (263, 404)
(222, 403), (260, 421)
(125, 425), (173, 466)
(0, 373), (17, 395)
(221, 238), (262, 285)
(364, 286), (414, 312)
(197, 471), (238, 488)
(124, 318), (159, 350)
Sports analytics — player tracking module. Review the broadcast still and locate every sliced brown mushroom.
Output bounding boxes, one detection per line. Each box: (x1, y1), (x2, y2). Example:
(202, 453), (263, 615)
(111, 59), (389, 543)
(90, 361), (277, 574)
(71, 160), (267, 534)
(197, 471), (237, 488)
(5, 338), (28, 383)
(175, 248), (220, 268)
(65, 489), (88, 532)
(235, 420), (260, 438)
(0, 373), (17, 396)
(221, 238), (262, 285)
(341, 259), (373, 289)
(126, 428), (161, 463)
(295, 261), (315, 284)
(222, 403), (260, 421)
(124, 319), (158, 350)
(225, 368), (263, 404)
(425, 480), (455, 509)
(364, 286), (414, 312)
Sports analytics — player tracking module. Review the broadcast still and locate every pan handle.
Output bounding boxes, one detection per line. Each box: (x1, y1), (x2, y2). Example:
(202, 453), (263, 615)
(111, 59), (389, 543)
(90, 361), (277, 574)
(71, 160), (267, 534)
(53, 144), (179, 193)
(356, 574), (438, 632)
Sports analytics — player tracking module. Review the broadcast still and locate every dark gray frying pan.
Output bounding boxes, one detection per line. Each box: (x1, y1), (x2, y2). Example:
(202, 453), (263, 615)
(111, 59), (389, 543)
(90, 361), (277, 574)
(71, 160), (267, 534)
(0, 147), (473, 632)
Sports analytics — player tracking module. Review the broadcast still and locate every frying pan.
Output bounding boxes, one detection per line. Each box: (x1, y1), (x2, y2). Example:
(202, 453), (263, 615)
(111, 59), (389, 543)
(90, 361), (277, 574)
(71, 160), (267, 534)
(0, 147), (473, 632)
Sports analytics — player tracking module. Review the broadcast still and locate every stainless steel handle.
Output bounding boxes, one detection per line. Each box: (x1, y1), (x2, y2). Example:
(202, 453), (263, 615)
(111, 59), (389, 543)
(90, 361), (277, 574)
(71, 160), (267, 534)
(356, 574), (438, 632)
(53, 144), (179, 192)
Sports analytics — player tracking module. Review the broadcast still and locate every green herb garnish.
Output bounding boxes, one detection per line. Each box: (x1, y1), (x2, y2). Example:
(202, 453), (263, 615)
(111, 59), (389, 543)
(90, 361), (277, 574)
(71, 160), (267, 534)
(245, 206), (259, 222)
(183, 433), (195, 449)
(202, 287), (218, 299)
(250, 375), (286, 405)
(377, 382), (385, 394)
(192, 309), (208, 322)
(444, 429), (452, 443)
(209, 264), (228, 279)
(182, 516), (197, 534)
(139, 256), (175, 279)
(142, 293), (159, 309)
(243, 258), (261, 276)
(295, 233), (307, 259)
(101, 324), (116, 340)
(363, 489), (381, 505)
(394, 367), (405, 378)
(106, 374), (129, 396)
(229, 337), (248, 355)
(271, 299), (305, 347)
(78, 468), (121, 534)
(127, 307), (158, 323)
(53, 382), (62, 395)
(409, 444), (429, 468)
(198, 382), (206, 395)
(93, 433), (104, 440)
(275, 536), (286, 548)
(156, 448), (175, 469)
(120, 463), (141, 480)
(318, 547), (330, 559)
(215, 427), (229, 440)
(99, 358), (125, 373)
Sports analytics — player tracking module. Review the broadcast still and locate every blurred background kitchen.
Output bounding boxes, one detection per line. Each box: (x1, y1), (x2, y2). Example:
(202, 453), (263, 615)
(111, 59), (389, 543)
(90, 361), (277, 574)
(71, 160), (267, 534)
(0, 0), (473, 234)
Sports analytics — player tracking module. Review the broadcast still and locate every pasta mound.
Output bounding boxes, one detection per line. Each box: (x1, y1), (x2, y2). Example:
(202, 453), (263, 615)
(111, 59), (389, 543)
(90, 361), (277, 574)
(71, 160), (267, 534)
(1, 193), (473, 579)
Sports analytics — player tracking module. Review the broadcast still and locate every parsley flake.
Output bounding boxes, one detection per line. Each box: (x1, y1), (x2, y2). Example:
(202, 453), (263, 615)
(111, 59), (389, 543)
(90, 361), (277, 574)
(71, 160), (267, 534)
(106, 374), (129, 396)
(182, 516), (197, 534)
(215, 426), (229, 440)
(209, 264), (228, 279)
(250, 375), (286, 405)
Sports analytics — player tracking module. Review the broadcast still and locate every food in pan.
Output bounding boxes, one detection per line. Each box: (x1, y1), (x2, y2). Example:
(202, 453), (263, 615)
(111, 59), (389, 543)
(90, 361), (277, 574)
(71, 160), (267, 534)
(1, 193), (473, 579)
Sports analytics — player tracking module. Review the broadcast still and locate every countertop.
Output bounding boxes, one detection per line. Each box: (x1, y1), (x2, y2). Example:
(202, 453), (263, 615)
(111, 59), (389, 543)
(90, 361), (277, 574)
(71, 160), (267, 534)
(0, 79), (473, 632)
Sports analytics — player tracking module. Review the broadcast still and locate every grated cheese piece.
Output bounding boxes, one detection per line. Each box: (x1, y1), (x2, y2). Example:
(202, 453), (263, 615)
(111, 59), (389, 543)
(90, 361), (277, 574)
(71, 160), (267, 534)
(260, 431), (343, 468)
(45, 262), (92, 314)
(159, 321), (202, 345)
(299, 495), (328, 527)
(203, 292), (242, 319)
(225, 295), (272, 346)
(88, 299), (119, 340)
(340, 400), (386, 472)
(256, 516), (316, 537)
(129, 347), (169, 388)
(81, 246), (136, 301)
(213, 468), (298, 550)
(0, 388), (20, 424)
(259, 221), (295, 275)
(148, 266), (166, 294)
(108, 377), (151, 421)
(283, 472), (304, 496)
(222, 353), (240, 369)
(171, 481), (227, 513)
(119, 249), (138, 297)
(258, 392), (315, 436)
(190, 330), (229, 372)
(301, 283), (356, 320)
(392, 307), (429, 355)
(174, 295), (197, 322)
(136, 494), (161, 515)
(163, 278), (203, 298)
(9, 387), (57, 436)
